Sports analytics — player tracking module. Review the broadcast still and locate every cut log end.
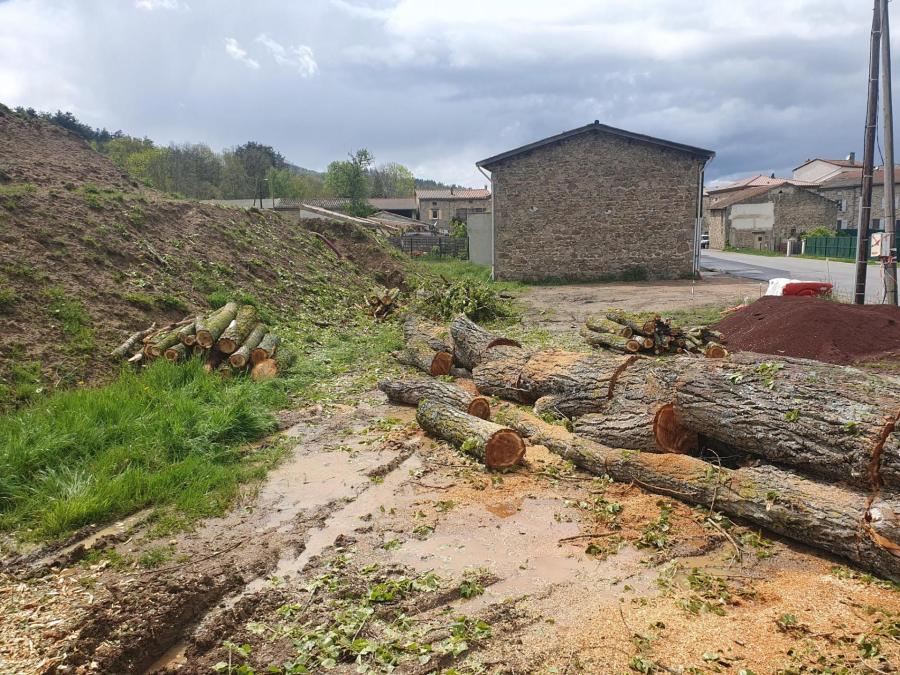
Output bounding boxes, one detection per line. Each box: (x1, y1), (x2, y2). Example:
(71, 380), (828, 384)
(429, 351), (453, 376)
(467, 397), (492, 421)
(251, 358), (279, 381)
(229, 353), (249, 369)
(653, 403), (699, 454)
(218, 338), (238, 355)
(196, 331), (214, 349)
(484, 429), (526, 469)
(181, 334), (197, 347)
(704, 344), (728, 359)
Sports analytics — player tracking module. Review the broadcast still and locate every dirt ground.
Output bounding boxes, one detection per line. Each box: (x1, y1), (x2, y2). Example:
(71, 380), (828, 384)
(3, 281), (900, 674)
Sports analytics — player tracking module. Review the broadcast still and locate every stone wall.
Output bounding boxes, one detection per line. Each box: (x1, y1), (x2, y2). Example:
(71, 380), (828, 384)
(706, 210), (726, 250)
(489, 131), (704, 282)
(818, 184), (900, 231)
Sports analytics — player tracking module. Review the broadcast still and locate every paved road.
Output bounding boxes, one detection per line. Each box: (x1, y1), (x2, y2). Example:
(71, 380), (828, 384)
(700, 250), (890, 303)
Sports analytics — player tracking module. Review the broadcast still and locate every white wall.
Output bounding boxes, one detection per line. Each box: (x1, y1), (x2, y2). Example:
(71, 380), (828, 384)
(467, 213), (493, 266)
(793, 160), (843, 183)
(729, 202), (774, 230)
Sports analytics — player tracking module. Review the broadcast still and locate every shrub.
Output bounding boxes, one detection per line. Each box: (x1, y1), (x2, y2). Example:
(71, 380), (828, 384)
(415, 277), (514, 323)
(801, 227), (837, 239)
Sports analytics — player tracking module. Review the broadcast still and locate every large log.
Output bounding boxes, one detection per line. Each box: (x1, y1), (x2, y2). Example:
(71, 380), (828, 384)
(450, 314), (522, 370)
(498, 406), (900, 581)
(218, 305), (259, 354)
(472, 345), (534, 401)
(403, 315), (453, 353)
(416, 398), (525, 469)
(674, 352), (900, 490)
(378, 377), (491, 420)
(110, 323), (157, 359)
(229, 322), (267, 368)
(196, 302), (239, 349)
(250, 333), (280, 366)
(164, 342), (188, 363)
(394, 340), (454, 376)
(574, 358), (698, 453)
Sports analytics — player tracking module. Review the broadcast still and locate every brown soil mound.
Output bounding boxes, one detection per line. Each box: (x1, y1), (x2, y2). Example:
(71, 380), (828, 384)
(0, 104), (407, 405)
(713, 295), (900, 364)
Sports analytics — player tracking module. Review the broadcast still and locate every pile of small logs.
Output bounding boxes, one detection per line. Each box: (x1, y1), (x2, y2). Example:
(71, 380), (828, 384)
(367, 286), (400, 320)
(383, 312), (900, 582)
(582, 309), (727, 358)
(110, 301), (281, 381)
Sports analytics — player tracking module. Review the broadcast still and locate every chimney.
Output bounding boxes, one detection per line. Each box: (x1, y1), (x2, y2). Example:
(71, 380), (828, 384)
(848, 152), (856, 163)
(450, 186), (454, 195)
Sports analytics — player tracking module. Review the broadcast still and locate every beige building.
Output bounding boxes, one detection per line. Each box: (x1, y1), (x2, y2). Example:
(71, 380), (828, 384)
(476, 121), (714, 282)
(792, 155), (860, 183)
(706, 182), (838, 251)
(415, 188), (491, 231)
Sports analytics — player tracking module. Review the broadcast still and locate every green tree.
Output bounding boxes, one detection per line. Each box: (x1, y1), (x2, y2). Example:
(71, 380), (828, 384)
(369, 162), (415, 198)
(324, 149), (374, 215)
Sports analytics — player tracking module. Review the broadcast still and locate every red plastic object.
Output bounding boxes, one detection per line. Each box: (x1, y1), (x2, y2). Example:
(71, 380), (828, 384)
(782, 282), (833, 297)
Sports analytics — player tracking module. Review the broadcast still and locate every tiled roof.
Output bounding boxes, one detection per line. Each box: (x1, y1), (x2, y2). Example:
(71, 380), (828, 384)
(415, 189), (491, 200)
(794, 158), (862, 171)
(707, 185), (778, 209)
(817, 166), (900, 189)
(477, 120), (714, 170)
(708, 175), (818, 194)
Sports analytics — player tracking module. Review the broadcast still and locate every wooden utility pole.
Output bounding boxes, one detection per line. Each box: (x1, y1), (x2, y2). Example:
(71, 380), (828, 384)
(882, 0), (898, 305)
(855, 0), (883, 304)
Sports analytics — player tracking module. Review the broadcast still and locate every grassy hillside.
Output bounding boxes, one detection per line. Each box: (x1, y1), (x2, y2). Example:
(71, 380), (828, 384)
(0, 104), (407, 409)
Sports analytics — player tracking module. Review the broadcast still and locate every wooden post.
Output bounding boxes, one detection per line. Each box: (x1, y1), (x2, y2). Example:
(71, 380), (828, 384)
(882, 0), (898, 305)
(855, 0), (883, 304)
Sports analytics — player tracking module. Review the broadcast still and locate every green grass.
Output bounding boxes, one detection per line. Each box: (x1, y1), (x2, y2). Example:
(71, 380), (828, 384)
(0, 358), (288, 539)
(45, 286), (95, 353)
(411, 258), (524, 294)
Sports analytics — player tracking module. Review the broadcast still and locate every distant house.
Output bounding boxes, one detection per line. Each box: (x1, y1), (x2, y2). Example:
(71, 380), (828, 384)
(815, 166), (900, 232)
(476, 120), (714, 282)
(415, 188), (491, 230)
(792, 154), (861, 183)
(705, 182), (838, 251)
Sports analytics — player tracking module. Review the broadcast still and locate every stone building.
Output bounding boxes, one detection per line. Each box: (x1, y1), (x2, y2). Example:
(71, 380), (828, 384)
(816, 167), (900, 231)
(475, 121), (714, 282)
(705, 182), (838, 251)
(415, 188), (491, 231)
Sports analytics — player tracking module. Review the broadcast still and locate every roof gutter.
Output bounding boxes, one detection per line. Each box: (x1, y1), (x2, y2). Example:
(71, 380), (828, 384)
(694, 157), (711, 279)
(477, 164), (494, 279)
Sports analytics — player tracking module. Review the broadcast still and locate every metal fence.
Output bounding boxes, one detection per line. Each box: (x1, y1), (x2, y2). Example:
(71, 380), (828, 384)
(803, 234), (900, 258)
(387, 235), (469, 259)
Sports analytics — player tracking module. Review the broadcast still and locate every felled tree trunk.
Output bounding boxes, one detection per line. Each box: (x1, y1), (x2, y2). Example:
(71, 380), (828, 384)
(180, 316), (202, 347)
(581, 327), (636, 353)
(251, 333), (281, 366)
(498, 406), (900, 581)
(403, 315), (453, 353)
(218, 305), (259, 354)
(674, 352), (900, 490)
(607, 309), (655, 336)
(378, 377), (491, 420)
(574, 358), (698, 453)
(450, 314), (522, 370)
(251, 359), (279, 381)
(395, 340), (453, 376)
(472, 345), (533, 401)
(145, 326), (186, 358)
(229, 323), (267, 368)
(585, 315), (632, 337)
(110, 323), (157, 359)
(164, 343), (188, 363)
(196, 302), (239, 349)
(416, 398), (525, 469)
(517, 350), (634, 416)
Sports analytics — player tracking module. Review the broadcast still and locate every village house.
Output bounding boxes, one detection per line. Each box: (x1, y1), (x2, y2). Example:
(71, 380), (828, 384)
(792, 155), (861, 183)
(476, 121), (714, 282)
(705, 182), (838, 251)
(815, 166), (900, 232)
(415, 188), (491, 231)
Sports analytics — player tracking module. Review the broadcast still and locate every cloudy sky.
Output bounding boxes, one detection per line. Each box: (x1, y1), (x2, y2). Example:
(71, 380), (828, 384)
(0, 0), (885, 186)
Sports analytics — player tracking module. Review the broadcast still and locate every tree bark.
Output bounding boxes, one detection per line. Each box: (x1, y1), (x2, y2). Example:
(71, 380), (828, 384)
(403, 315), (453, 353)
(581, 327), (634, 353)
(196, 302), (239, 349)
(180, 316), (202, 347)
(145, 326), (187, 358)
(110, 323), (157, 359)
(229, 322), (267, 368)
(498, 405), (900, 582)
(378, 377), (491, 420)
(164, 342), (188, 363)
(450, 314), (522, 370)
(250, 333), (281, 366)
(472, 345), (534, 401)
(394, 340), (453, 376)
(251, 358), (279, 381)
(574, 357), (698, 453)
(585, 316), (632, 337)
(607, 309), (654, 337)
(416, 398), (525, 469)
(674, 352), (900, 490)
(218, 305), (259, 354)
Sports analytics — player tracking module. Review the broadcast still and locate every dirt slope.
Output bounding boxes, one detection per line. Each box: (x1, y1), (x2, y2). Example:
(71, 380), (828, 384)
(0, 104), (404, 404)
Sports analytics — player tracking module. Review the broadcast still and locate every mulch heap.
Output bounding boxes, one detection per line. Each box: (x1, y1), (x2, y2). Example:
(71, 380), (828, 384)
(713, 295), (900, 364)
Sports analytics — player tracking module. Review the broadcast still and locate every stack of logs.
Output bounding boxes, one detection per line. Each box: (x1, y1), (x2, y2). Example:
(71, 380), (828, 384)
(583, 309), (727, 358)
(110, 301), (281, 380)
(382, 313), (900, 581)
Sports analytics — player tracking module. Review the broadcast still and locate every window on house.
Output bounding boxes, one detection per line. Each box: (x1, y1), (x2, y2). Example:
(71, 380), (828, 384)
(470, 207), (486, 214)
(872, 218), (883, 230)
(431, 201), (437, 207)
(839, 199), (847, 212)
(837, 219), (846, 230)
(429, 209), (440, 220)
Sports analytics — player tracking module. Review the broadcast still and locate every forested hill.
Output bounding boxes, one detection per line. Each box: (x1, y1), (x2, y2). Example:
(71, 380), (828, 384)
(10, 106), (460, 201)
